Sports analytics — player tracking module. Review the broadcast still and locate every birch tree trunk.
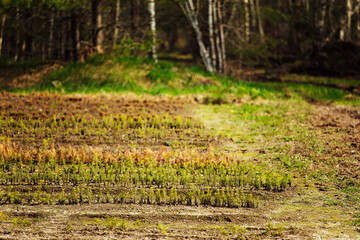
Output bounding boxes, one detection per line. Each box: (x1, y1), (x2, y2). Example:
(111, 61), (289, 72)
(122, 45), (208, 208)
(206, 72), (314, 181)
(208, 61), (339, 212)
(209, 0), (216, 68)
(346, 0), (352, 41)
(113, 0), (120, 46)
(339, 0), (351, 41)
(179, 0), (214, 73)
(148, 0), (158, 63)
(0, 14), (6, 55)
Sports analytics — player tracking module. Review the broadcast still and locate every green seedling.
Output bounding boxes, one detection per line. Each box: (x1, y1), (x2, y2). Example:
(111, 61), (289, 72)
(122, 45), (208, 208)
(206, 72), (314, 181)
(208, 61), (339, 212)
(12, 217), (31, 228)
(155, 223), (168, 235)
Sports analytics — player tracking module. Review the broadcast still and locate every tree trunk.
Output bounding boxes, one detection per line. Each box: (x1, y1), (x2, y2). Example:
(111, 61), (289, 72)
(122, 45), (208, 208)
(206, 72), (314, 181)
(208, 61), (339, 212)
(319, 0), (326, 35)
(339, 0), (350, 41)
(60, 12), (65, 60)
(15, 7), (20, 61)
(71, 13), (80, 61)
(217, 0), (226, 73)
(255, 0), (264, 42)
(97, 4), (104, 53)
(358, 0), (360, 41)
(0, 14), (6, 56)
(304, 0), (310, 12)
(148, 0), (158, 63)
(340, 20), (346, 41)
(244, 0), (250, 42)
(131, 0), (140, 37)
(64, 16), (71, 61)
(328, 0), (334, 26)
(113, 0), (121, 46)
(49, 11), (54, 58)
(250, 0), (256, 32)
(224, 3), (237, 38)
(92, 0), (98, 46)
(209, 0), (216, 68)
(24, 9), (33, 60)
(213, 0), (222, 72)
(179, 0), (214, 73)
(346, 0), (352, 41)
(92, 0), (103, 52)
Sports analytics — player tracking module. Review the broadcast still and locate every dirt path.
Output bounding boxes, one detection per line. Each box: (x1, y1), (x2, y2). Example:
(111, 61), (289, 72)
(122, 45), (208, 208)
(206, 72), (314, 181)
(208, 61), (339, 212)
(0, 202), (315, 240)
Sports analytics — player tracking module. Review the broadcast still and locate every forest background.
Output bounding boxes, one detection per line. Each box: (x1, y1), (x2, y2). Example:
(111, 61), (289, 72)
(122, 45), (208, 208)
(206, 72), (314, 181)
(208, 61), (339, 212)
(0, 0), (359, 79)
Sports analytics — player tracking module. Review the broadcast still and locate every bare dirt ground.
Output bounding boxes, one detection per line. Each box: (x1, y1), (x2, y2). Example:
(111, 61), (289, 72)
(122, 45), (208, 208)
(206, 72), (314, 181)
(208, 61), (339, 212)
(0, 201), (313, 240)
(0, 93), (359, 239)
(310, 104), (360, 187)
(0, 91), (189, 120)
(0, 92), (225, 151)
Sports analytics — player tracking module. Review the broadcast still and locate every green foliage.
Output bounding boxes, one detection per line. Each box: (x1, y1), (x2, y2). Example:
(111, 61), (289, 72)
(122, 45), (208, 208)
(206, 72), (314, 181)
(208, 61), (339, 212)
(94, 216), (127, 231)
(262, 221), (286, 236)
(0, 211), (8, 221)
(155, 223), (168, 235)
(65, 221), (73, 232)
(3, 54), (358, 105)
(215, 224), (246, 238)
(113, 38), (152, 57)
(147, 62), (177, 84)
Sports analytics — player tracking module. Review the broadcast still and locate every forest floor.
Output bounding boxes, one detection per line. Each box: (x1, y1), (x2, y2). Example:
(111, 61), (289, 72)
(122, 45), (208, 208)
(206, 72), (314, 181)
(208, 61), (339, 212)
(0, 92), (359, 239)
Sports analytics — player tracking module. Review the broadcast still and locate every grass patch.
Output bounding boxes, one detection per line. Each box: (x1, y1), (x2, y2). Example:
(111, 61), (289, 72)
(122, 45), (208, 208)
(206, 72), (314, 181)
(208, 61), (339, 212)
(259, 81), (355, 102)
(282, 74), (360, 87)
(196, 98), (359, 190)
(2, 54), (358, 105)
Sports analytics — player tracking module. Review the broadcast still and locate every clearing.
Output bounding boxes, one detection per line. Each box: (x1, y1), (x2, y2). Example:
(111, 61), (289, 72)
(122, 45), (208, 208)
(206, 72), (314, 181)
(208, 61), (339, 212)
(0, 91), (359, 239)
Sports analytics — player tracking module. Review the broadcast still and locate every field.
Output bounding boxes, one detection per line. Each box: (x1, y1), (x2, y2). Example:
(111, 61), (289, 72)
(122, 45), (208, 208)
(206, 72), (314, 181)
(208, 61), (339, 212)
(0, 58), (360, 239)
